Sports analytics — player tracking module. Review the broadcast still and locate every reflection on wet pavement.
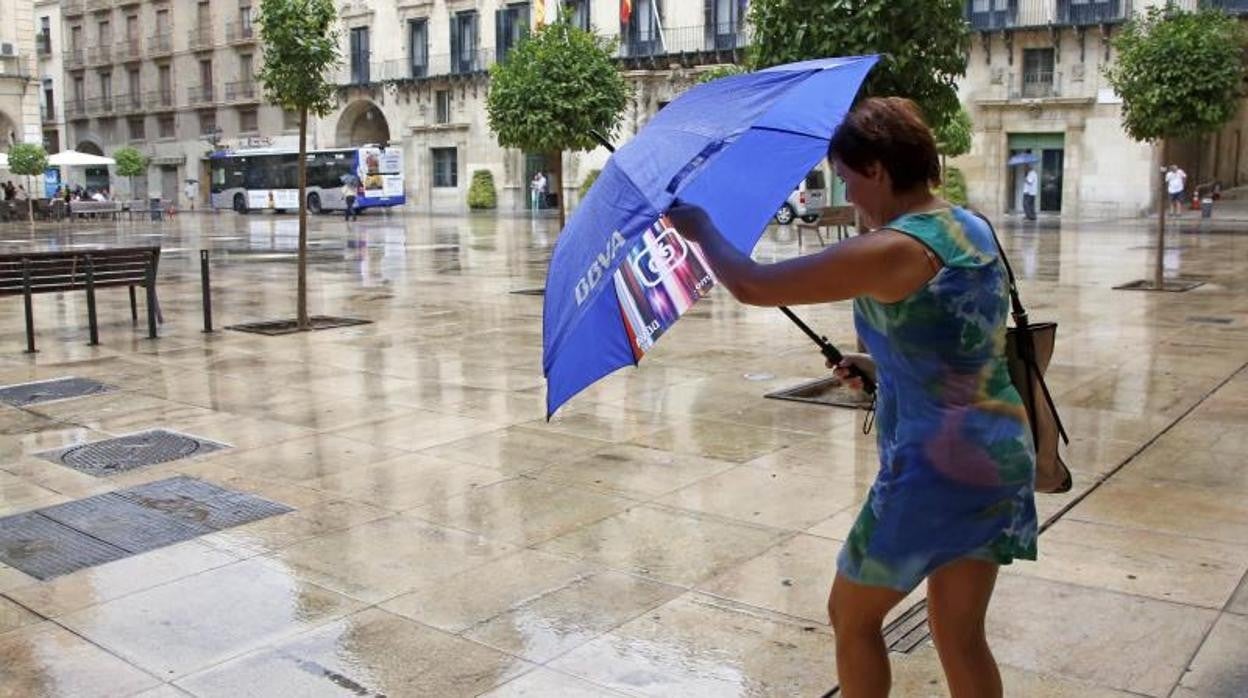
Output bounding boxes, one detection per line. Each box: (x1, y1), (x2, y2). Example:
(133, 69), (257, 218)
(0, 210), (1245, 696)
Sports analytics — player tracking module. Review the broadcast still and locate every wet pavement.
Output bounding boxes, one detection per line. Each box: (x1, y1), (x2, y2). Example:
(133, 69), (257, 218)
(0, 209), (1244, 696)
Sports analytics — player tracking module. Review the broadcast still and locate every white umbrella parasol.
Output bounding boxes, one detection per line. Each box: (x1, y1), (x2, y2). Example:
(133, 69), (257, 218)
(48, 150), (116, 167)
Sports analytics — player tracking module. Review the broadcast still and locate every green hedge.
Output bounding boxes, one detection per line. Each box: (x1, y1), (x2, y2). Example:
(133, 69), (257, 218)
(579, 169), (601, 200)
(467, 169), (497, 209)
(937, 166), (968, 206)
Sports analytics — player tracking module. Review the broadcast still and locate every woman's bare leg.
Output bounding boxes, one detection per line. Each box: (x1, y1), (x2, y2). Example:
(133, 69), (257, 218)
(926, 558), (1003, 698)
(828, 572), (908, 698)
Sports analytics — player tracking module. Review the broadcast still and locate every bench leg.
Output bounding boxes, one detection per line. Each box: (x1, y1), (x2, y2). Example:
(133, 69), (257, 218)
(22, 261), (35, 354)
(85, 257), (99, 346)
(145, 259), (158, 339)
(129, 286), (138, 324)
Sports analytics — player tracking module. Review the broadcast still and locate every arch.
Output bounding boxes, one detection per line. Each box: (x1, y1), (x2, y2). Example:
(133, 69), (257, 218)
(335, 99), (391, 146)
(0, 111), (17, 150)
(76, 140), (105, 155)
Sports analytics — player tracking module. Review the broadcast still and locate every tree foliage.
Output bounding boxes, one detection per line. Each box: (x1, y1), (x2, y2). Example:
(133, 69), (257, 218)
(578, 169), (601, 200)
(487, 21), (632, 154)
(467, 169), (498, 209)
(697, 65), (749, 84)
(934, 105), (973, 159)
(747, 0), (970, 130)
(113, 146), (147, 179)
(255, 0), (340, 117)
(1104, 7), (1245, 143)
(8, 143), (47, 178)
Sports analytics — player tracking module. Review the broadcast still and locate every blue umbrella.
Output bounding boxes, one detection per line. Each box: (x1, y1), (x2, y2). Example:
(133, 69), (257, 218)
(1007, 153), (1039, 166)
(542, 55), (879, 417)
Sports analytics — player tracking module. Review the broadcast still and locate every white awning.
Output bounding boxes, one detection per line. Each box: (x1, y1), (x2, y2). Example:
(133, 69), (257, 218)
(48, 150), (116, 167)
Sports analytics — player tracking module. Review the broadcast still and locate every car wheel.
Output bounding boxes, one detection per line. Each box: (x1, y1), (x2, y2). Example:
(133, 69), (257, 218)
(800, 213), (819, 223)
(307, 193), (321, 214)
(775, 203), (795, 225)
(233, 194), (247, 214)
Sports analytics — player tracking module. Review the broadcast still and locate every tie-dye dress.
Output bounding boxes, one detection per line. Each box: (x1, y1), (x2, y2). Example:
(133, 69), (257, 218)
(836, 206), (1038, 593)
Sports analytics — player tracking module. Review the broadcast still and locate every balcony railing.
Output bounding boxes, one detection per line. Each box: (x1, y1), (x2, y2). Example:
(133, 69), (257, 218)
(1202, 0), (1248, 12)
(337, 50), (494, 85)
(966, 0), (1130, 29)
(148, 32), (173, 55)
(225, 80), (257, 102)
(188, 26), (215, 50)
(63, 48), (85, 69)
(36, 33), (51, 56)
(226, 21), (255, 43)
(187, 84), (215, 105)
(115, 92), (144, 112)
(0, 55), (31, 79)
(144, 88), (175, 109)
(1011, 71), (1063, 99)
(86, 95), (114, 115)
(40, 104), (54, 123)
(66, 99), (87, 119)
(618, 23), (751, 59)
(87, 45), (112, 65)
(116, 39), (142, 61)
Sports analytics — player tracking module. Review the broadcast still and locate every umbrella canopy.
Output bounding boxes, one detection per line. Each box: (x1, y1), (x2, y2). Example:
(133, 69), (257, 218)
(542, 55), (878, 417)
(1007, 153), (1039, 166)
(48, 150), (116, 167)
(0, 153), (7, 169)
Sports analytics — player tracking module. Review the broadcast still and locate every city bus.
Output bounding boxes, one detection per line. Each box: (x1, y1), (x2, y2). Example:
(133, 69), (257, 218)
(208, 146), (405, 213)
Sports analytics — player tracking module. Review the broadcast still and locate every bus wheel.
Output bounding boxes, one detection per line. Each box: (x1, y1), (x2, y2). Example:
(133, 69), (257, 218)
(233, 194), (248, 214)
(307, 193), (322, 214)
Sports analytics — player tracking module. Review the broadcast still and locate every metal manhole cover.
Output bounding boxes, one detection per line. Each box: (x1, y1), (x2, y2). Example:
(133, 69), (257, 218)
(0, 377), (116, 408)
(36, 429), (229, 476)
(765, 376), (874, 410)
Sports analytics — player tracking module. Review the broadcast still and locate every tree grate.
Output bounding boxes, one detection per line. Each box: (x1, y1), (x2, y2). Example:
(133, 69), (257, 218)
(226, 316), (373, 336)
(0, 377), (116, 408)
(0, 477), (292, 580)
(35, 429), (229, 477)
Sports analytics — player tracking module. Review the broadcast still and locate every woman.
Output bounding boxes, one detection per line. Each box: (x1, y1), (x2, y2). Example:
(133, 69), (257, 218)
(667, 97), (1036, 698)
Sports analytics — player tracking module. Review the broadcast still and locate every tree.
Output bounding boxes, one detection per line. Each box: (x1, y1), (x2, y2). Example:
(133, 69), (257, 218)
(934, 105), (972, 182)
(467, 169), (498, 209)
(486, 20), (632, 228)
(1105, 6), (1245, 289)
(256, 0), (340, 329)
(747, 0), (970, 131)
(8, 143), (47, 230)
(113, 146), (148, 201)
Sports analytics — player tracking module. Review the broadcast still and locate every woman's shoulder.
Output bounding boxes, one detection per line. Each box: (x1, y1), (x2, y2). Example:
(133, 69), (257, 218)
(889, 206), (997, 269)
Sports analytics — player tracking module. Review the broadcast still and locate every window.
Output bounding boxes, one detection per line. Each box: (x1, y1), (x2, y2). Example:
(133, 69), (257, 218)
(1022, 48), (1055, 98)
(128, 117), (145, 140)
(197, 1), (211, 28)
(239, 54), (253, 79)
(624, 0), (662, 56)
(435, 90), (451, 124)
(98, 20), (111, 46)
(70, 25), (82, 51)
(126, 15), (139, 41)
(432, 147), (457, 187)
(158, 64), (172, 103)
(496, 3), (530, 62)
(349, 27), (370, 84)
(707, 0), (741, 49)
(199, 59), (213, 100)
(238, 108), (258, 133)
(240, 5), (253, 32)
(42, 79), (54, 121)
(199, 110), (217, 136)
(128, 69), (140, 104)
(283, 109), (299, 131)
(450, 11), (478, 74)
(565, 0), (589, 31)
(158, 114), (175, 138)
(38, 16), (51, 54)
(408, 19), (428, 77)
(72, 76), (84, 102)
(99, 72), (112, 100)
(156, 8), (170, 34)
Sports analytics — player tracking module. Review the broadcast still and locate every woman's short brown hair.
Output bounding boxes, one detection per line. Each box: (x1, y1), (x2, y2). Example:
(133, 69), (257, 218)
(828, 97), (941, 191)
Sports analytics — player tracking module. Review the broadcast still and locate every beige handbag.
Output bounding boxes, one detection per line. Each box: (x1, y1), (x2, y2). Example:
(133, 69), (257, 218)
(976, 212), (1073, 494)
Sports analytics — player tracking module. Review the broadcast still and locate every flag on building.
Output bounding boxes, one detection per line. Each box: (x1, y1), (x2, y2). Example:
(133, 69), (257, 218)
(621, 0), (633, 25)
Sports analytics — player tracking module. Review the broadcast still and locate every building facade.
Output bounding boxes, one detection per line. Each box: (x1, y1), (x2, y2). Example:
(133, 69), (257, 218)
(60, 0), (292, 199)
(0, 0), (42, 152)
(319, 0), (749, 213)
(36, 0), (65, 156)
(955, 0), (1248, 219)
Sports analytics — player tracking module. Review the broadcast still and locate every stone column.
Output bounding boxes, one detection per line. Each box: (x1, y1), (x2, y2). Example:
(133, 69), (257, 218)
(1064, 115), (1084, 220)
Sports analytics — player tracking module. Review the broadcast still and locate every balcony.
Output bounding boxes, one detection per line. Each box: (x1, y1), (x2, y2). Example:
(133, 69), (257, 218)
(0, 55), (30, 79)
(36, 33), (51, 56)
(225, 80), (258, 102)
(66, 99), (88, 119)
(87, 45), (112, 65)
(187, 84), (215, 105)
(226, 21), (255, 44)
(40, 104), (54, 123)
(1012, 71), (1063, 99)
(148, 32), (173, 56)
(86, 95), (115, 115)
(145, 89), (175, 110)
(188, 26), (215, 50)
(338, 51), (494, 85)
(966, 0), (1131, 30)
(115, 92), (144, 112)
(116, 39), (142, 62)
(617, 23), (751, 60)
(64, 0), (84, 16)
(1202, 0), (1248, 11)
(64, 48), (86, 69)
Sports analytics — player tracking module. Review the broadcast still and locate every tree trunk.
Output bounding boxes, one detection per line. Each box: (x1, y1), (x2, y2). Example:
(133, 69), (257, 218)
(296, 107), (310, 330)
(1155, 139), (1166, 290)
(26, 175), (33, 233)
(552, 149), (566, 230)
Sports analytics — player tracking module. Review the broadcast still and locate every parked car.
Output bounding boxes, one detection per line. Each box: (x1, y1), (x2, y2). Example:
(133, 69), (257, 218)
(775, 169), (829, 224)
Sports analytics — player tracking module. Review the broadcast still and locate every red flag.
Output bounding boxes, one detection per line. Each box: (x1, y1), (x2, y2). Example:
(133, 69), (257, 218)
(621, 0), (633, 24)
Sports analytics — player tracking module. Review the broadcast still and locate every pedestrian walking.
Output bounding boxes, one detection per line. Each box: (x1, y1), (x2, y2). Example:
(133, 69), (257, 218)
(342, 180), (358, 221)
(1165, 164), (1187, 217)
(667, 97), (1036, 698)
(184, 180), (199, 211)
(530, 171), (547, 211)
(1022, 164), (1038, 221)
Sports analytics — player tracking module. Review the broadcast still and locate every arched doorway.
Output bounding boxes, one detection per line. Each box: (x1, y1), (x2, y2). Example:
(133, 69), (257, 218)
(335, 100), (390, 146)
(74, 139), (109, 192)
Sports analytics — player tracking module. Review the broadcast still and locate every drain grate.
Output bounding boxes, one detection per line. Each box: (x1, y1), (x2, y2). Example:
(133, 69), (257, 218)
(883, 601), (931, 654)
(0, 377), (116, 408)
(0, 476), (292, 580)
(509, 287), (546, 296)
(765, 376), (874, 410)
(1113, 279), (1205, 292)
(1186, 316), (1234, 325)
(117, 475), (293, 530)
(227, 316), (373, 336)
(36, 429), (229, 477)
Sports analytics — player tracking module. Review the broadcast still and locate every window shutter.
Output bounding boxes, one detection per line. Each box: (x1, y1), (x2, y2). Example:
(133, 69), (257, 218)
(450, 15), (459, 70)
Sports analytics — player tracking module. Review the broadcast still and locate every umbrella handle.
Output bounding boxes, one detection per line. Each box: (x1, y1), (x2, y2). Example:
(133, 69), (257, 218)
(779, 306), (876, 395)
